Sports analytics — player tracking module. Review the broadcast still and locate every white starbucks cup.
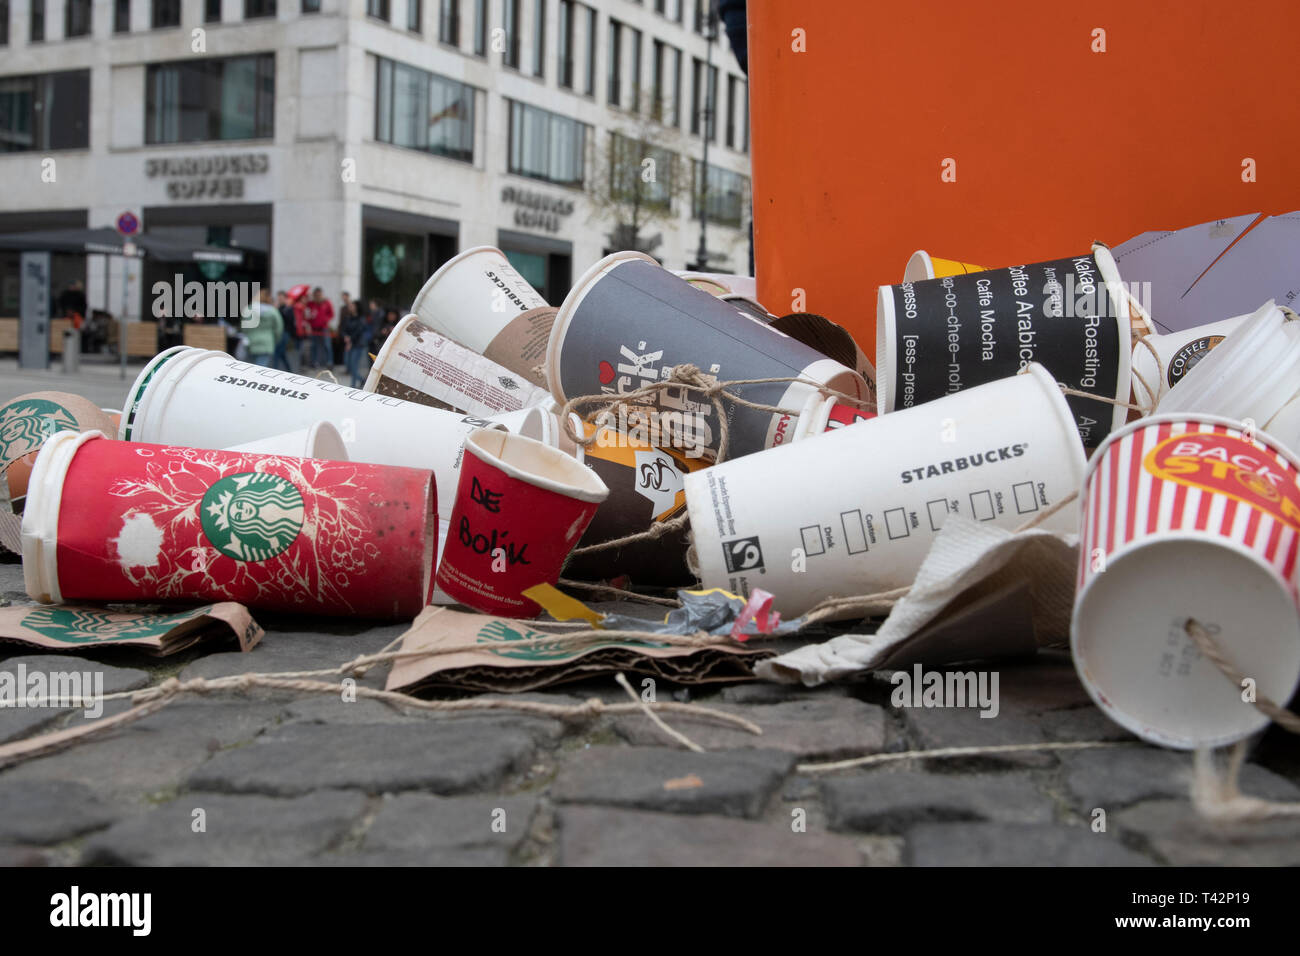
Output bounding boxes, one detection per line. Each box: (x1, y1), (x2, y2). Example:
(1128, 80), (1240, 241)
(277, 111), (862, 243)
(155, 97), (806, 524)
(363, 313), (553, 416)
(225, 421), (350, 461)
(118, 346), (547, 591)
(1130, 313), (1249, 409)
(1073, 414), (1300, 749)
(548, 253), (868, 461)
(409, 246), (555, 386)
(878, 243), (1132, 447)
(685, 363), (1085, 617)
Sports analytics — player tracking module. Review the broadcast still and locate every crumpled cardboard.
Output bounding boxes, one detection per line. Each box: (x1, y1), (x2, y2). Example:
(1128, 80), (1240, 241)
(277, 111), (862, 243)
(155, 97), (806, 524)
(755, 516), (1077, 685)
(0, 602), (262, 656)
(386, 606), (772, 694)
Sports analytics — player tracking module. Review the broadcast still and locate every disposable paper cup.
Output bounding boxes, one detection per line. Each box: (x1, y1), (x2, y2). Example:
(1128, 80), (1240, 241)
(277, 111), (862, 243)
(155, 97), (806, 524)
(363, 313), (552, 416)
(878, 243), (1132, 447)
(23, 431), (436, 619)
(1130, 313), (1248, 408)
(0, 391), (116, 552)
(118, 346), (545, 583)
(903, 251), (988, 283)
(563, 421), (705, 586)
(435, 429), (609, 617)
(548, 253), (868, 461)
(1072, 415), (1300, 748)
(410, 246), (555, 386)
(673, 271), (759, 301)
(226, 421), (350, 461)
(686, 363), (1085, 617)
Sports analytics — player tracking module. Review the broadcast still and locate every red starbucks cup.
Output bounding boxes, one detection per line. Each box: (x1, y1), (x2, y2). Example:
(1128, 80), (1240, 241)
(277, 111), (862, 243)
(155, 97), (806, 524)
(435, 429), (609, 617)
(22, 431), (437, 619)
(1073, 415), (1300, 748)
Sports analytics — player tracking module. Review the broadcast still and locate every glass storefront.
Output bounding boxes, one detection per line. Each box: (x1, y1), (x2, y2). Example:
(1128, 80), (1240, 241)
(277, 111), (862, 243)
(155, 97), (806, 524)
(360, 207), (458, 313)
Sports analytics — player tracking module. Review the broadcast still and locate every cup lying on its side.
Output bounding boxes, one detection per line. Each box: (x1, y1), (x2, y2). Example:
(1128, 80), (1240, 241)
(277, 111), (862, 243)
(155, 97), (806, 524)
(1129, 313), (1248, 410)
(435, 429), (609, 618)
(365, 313), (553, 416)
(548, 252), (869, 462)
(686, 363), (1086, 618)
(878, 242), (1138, 447)
(225, 421), (350, 461)
(903, 250), (987, 283)
(409, 246), (556, 387)
(1073, 414), (1300, 748)
(23, 431), (437, 618)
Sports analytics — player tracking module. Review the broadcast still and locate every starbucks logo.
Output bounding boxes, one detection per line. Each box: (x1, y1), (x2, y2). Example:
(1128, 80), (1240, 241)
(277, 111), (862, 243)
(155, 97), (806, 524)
(0, 399), (77, 466)
(200, 472), (304, 561)
(372, 245), (398, 284)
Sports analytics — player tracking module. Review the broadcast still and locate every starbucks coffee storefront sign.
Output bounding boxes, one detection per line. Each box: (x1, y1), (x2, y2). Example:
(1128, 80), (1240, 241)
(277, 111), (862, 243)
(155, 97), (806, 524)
(501, 186), (574, 234)
(146, 153), (270, 201)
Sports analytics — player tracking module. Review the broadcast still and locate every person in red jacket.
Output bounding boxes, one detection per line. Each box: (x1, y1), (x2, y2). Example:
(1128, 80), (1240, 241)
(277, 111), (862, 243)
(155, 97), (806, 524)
(305, 287), (334, 370)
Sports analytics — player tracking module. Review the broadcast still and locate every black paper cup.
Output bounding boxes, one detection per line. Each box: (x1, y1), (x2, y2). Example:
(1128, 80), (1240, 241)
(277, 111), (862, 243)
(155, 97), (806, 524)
(877, 243), (1131, 446)
(547, 253), (868, 460)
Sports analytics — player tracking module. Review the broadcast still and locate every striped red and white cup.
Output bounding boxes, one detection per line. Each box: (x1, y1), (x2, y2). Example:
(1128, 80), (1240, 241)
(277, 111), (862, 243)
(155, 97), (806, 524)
(1073, 414), (1300, 748)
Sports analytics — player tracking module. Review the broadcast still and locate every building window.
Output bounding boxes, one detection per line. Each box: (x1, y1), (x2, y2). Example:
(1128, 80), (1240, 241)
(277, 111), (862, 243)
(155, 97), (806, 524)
(557, 0), (573, 88)
(367, 0), (389, 21)
(507, 99), (587, 187)
(610, 132), (673, 211)
(152, 0), (179, 28)
(502, 0), (520, 68)
(669, 46), (681, 125)
(408, 0), (421, 31)
(30, 0), (44, 42)
(0, 0), (9, 45)
(439, 0), (458, 44)
(375, 57), (475, 163)
(0, 71), (91, 151)
(65, 0), (91, 37)
(146, 54), (275, 144)
(628, 26), (642, 112)
(692, 0), (705, 33)
(692, 60), (716, 139)
(690, 57), (701, 134)
(532, 0), (546, 78)
(651, 40), (664, 119)
(472, 0), (487, 54)
(606, 19), (622, 106)
(583, 6), (597, 95)
(205, 0), (221, 21)
(245, 0), (276, 19)
(693, 162), (747, 226)
(302, 0), (321, 13)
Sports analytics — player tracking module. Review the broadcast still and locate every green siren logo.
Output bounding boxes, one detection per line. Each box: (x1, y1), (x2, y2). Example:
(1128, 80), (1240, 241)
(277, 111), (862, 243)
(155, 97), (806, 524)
(21, 605), (210, 643)
(0, 399), (77, 465)
(201, 472), (304, 561)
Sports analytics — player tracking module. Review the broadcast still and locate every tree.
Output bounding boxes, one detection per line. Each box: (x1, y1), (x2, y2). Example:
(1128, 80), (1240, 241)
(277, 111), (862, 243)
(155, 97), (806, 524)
(585, 95), (694, 258)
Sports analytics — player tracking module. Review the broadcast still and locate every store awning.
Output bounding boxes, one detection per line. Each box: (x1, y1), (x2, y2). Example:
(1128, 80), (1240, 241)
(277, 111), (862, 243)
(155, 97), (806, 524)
(0, 227), (243, 264)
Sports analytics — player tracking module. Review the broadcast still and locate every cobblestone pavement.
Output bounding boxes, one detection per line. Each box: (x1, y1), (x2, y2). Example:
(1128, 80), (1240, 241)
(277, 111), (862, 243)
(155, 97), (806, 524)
(2, 557), (1299, 866)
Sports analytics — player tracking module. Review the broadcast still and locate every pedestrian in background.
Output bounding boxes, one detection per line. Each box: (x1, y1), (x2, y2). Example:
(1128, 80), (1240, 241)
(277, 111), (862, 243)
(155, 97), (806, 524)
(273, 290), (297, 372)
(342, 298), (373, 388)
(306, 287), (334, 370)
(241, 288), (284, 367)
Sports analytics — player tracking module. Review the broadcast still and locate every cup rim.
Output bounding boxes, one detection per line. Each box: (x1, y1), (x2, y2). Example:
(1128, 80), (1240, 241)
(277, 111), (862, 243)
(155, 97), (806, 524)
(464, 427), (609, 503)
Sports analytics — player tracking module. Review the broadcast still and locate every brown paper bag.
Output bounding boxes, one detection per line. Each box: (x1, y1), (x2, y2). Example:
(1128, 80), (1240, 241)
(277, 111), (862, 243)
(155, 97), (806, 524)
(386, 606), (770, 694)
(0, 602), (262, 656)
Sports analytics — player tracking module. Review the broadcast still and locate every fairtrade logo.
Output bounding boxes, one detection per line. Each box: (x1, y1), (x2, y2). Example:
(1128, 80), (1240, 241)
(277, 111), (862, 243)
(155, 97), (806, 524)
(722, 535), (765, 573)
(1144, 432), (1300, 532)
(0, 399), (77, 466)
(200, 472), (305, 561)
(1167, 335), (1225, 387)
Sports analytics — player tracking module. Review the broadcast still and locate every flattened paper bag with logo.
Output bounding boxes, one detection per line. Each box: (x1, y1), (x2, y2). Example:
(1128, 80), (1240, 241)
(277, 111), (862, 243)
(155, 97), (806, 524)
(0, 602), (262, 656)
(386, 606), (770, 694)
(23, 432), (437, 619)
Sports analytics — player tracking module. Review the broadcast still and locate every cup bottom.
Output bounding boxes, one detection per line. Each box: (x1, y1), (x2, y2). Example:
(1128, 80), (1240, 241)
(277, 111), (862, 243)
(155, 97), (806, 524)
(1073, 537), (1300, 749)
